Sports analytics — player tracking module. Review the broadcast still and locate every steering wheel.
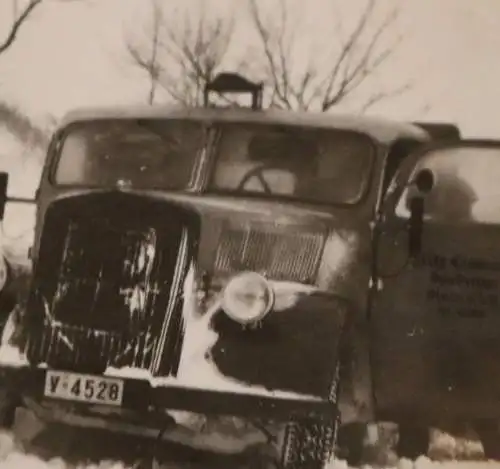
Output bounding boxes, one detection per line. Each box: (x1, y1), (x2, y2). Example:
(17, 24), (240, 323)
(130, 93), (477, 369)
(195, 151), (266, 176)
(236, 164), (274, 194)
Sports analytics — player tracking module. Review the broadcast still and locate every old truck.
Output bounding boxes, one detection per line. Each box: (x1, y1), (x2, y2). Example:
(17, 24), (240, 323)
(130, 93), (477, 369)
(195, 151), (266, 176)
(0, 73), (496, 467)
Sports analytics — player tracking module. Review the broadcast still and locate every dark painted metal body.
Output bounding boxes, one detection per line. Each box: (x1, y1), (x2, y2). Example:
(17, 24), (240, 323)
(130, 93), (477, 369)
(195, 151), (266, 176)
(372, 140), (500, 429)
(0, 366), (337, 422)
(3, 105), (465, 444)
(23, 188), (365, 402)
(210, 293), (347, 397)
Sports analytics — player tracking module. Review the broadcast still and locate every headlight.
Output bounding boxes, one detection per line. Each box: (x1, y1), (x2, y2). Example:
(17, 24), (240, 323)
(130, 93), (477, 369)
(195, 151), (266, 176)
(221, 272), (274, 324)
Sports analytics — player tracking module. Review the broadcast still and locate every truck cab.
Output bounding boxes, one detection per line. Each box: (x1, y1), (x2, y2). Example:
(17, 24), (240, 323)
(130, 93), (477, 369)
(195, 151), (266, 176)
(1, 73), (492, 467)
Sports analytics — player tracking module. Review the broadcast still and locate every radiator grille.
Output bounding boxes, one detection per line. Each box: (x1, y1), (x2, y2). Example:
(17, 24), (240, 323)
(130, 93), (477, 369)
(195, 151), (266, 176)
(24, 193), (197, 375)
(26, 325), (156, 371)
(214, 223), (326, 284)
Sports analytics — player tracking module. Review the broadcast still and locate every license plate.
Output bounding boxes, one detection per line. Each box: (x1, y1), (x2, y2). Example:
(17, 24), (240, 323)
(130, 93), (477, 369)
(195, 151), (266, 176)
(44, 370), (124, 406)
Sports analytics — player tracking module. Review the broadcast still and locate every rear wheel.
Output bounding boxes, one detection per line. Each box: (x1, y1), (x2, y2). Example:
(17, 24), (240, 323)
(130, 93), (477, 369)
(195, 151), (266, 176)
(0, 388), (19, 429)
(396, 422), (430, 459)
(336, 422), (366, 466)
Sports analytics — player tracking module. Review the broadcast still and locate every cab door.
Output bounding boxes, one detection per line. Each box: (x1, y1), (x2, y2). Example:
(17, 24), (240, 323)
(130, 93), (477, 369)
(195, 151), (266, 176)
(371, 140), (500, 424)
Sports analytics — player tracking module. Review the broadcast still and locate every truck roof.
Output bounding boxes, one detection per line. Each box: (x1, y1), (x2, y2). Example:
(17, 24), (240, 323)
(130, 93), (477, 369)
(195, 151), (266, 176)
(59, 104), (429, 144)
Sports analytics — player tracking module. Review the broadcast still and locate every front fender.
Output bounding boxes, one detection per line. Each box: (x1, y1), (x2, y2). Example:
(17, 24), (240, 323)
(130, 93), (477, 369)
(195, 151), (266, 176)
(0, 223), (33, 320)
(0, 246), (33, 354)
(209, 284), (349, 399)
(0, 256), (31, 321)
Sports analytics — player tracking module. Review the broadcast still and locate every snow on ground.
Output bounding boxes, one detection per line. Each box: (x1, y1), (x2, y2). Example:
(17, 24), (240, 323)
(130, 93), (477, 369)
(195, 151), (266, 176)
(0, 433), (494, 469)
(0, 413), (493, 469)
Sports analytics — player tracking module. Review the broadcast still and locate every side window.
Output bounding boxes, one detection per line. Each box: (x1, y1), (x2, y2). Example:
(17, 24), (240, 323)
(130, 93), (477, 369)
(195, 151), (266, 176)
(395, 147), (500, 224)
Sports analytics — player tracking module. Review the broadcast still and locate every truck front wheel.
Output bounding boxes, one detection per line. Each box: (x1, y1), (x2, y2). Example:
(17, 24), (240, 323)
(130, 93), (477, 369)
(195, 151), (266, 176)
(474, 420), (500, 460)
(0, 388), (19, 429)
(396, 422), (430, 459)
(336, 422), (366, 466)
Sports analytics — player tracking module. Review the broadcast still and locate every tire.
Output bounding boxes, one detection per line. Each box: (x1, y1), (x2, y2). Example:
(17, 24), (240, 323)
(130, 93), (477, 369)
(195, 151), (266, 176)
(0, 387), (19, 429)
(475, 420), (500, 460)
(281, 417), (338, 469)
(337, 422), (366, 466)
(396, 422), (430, 459)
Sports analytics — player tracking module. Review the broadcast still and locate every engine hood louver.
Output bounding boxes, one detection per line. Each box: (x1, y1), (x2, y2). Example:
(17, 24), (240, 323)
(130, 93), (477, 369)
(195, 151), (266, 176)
(213, 220), (327, 284)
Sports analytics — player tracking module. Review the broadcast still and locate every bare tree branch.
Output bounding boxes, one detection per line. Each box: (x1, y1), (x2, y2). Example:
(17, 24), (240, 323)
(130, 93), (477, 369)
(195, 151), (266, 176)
(323, 6), (402, 110)
(125, 0), (238, 107)
(0, 102), (49, 148)
(359, 82), (413, 113)
(125, 0), (163, 104)
(249, 0), (411, 113)
(1, 0), (90, 57)
(249, 0), (294, 109)
(0, 0), (86, 160)
(319, 0), (378, 110)
(126, 0), (411, 112)
(147, 1), (162, 104)
(0, 0), (44, 55)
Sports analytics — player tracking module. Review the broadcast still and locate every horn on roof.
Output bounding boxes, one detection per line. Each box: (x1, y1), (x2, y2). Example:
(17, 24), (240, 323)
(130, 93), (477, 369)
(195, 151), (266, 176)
(412, 122), (461, 141)
(204, 73), (264, 110)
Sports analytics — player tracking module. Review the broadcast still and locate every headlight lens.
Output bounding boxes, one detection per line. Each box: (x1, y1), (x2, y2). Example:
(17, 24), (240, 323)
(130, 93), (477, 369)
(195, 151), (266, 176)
(221, 272), (274, 324)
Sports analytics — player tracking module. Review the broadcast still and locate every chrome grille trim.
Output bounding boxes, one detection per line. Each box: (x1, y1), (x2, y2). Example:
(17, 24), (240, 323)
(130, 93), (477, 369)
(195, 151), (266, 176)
(214, 223), (326, 284)
(151, 226), (189, 374)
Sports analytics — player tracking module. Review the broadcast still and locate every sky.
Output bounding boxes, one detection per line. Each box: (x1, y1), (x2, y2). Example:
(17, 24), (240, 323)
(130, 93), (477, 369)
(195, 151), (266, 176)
(0, 0), (499, 139)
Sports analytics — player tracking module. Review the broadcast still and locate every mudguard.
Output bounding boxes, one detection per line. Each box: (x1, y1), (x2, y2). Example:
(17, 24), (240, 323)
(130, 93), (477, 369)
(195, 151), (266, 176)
(209, 287), (348, 398)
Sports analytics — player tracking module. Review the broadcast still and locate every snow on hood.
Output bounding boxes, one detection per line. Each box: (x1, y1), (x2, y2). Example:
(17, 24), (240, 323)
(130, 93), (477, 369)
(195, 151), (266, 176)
(106, 264), (322, 400)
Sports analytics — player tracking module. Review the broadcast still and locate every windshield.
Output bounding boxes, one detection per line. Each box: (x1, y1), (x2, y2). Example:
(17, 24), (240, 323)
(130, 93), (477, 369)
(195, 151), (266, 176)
(208, 123), (374, 205)
(395, 146), (500, 224)
(53, 119), (205, 189)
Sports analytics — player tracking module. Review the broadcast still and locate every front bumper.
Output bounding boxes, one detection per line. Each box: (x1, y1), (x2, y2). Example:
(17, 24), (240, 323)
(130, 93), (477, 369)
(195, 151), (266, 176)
(0, 365), (337, 423)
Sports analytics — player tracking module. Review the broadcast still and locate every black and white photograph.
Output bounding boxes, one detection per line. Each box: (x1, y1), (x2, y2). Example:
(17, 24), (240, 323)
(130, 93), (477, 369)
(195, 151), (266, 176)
(0, 0), (498, 467)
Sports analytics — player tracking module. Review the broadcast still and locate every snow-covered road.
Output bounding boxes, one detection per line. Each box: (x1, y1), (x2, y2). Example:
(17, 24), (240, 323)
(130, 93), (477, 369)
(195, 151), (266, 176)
(0, 409), (495, 469)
